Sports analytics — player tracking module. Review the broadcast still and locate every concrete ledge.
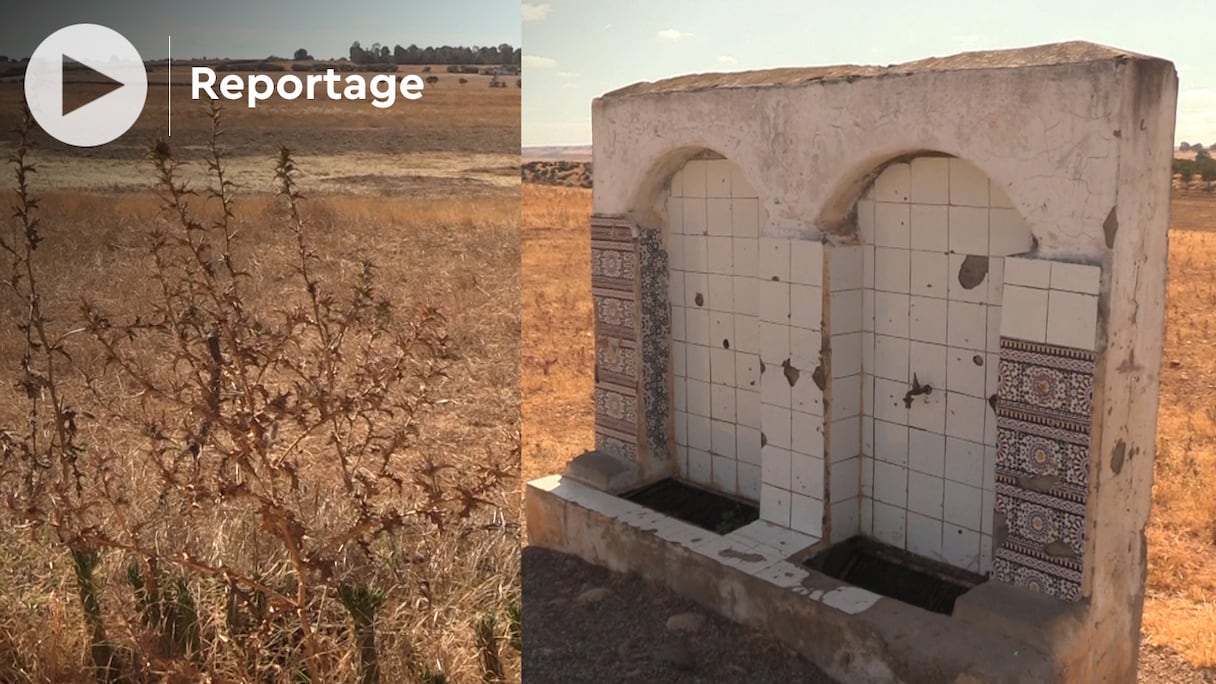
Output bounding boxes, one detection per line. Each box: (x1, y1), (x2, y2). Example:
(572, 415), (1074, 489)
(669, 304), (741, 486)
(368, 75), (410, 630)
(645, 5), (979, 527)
(562, 449), (640, 493)
(526, 474), (1076, 684)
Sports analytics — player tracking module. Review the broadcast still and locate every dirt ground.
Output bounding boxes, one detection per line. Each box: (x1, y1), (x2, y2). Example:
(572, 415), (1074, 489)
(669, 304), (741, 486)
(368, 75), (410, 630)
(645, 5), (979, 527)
(520, 182), (1216, 680)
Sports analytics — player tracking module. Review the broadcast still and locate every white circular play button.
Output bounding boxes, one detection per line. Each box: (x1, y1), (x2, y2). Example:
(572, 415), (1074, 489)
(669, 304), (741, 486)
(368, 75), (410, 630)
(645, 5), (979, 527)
(24, 24), (148, 147)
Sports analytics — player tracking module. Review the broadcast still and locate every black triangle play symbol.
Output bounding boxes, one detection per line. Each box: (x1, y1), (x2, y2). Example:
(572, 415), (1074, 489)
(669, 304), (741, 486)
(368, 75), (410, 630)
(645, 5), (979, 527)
(61, 55), (125, 117)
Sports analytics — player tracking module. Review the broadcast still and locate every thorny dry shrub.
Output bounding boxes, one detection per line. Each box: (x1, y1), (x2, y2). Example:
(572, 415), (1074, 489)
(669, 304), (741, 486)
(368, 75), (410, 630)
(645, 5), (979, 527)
(0, 105), (519, 683)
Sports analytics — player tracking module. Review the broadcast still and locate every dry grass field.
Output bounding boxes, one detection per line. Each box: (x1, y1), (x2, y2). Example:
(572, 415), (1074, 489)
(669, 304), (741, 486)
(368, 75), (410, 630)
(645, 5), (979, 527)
(520, 182), (1216, 670)
(0, 65), (520, 683)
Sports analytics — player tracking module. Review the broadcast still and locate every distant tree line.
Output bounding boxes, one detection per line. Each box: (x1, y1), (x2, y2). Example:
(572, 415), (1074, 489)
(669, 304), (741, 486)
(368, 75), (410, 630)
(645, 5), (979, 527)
(347, 41), (520, 66)
(1173, 145), (1216, 191)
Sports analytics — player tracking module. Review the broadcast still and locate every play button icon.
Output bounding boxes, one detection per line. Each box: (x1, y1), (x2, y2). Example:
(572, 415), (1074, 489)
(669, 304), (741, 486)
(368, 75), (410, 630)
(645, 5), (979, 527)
(24, 24), (148, 147)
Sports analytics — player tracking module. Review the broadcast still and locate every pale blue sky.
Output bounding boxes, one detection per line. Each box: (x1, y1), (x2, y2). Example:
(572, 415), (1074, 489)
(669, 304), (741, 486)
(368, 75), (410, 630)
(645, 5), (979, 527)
(522, 0), (1216, 147)
(1, 1), (519, 61)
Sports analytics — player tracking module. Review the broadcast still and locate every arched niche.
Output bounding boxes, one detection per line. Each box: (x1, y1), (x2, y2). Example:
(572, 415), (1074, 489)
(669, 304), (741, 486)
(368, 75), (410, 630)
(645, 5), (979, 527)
(820, 153), (1035, 578)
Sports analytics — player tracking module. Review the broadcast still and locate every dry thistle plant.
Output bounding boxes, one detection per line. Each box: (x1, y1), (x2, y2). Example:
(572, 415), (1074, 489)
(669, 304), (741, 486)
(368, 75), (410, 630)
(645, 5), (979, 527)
(1, 103), (519, 683)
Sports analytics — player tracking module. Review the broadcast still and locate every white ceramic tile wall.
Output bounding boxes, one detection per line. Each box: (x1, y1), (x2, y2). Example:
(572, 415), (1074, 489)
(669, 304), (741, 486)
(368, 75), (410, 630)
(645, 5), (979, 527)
(667, 158), (826, 536)
(1001, 257), (1100, 351)
(853, 158), (1033, 574)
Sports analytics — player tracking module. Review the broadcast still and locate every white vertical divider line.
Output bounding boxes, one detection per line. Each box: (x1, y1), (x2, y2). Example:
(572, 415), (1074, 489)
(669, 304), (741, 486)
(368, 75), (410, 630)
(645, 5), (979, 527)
(168, 35), (171, 137)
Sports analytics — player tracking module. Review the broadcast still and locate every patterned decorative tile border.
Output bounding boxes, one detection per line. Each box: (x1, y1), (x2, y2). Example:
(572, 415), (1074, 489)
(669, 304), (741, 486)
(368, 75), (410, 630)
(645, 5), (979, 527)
(591, 215), (641, 462)
(637, 227), (670, 460)
(993, 336), (1096, 602)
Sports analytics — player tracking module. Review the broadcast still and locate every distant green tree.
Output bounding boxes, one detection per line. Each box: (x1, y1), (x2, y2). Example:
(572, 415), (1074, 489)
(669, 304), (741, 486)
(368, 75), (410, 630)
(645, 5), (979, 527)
(1175, 158), (1196, 186)
(1181, 141), (1192, 151)
(1200, 157), (1216, 190)
(293, 48), (313, 61)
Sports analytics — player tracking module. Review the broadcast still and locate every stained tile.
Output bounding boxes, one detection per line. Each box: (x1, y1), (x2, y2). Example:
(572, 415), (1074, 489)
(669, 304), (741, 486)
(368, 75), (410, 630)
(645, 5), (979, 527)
(910, 250), (948, 298)
(790, 284), (824, 330)
(873, 379), (911, 427)
(874, 420), (910, 466)
(738, 463), (761, 501)
(829, 416), (861, 463)
(731, 165), (757, 199)
(704, 159), (732, 198)
(707, 198), (732, 236)
(759, 484), (792, 527)
(910, 204), (949, 251)
(831, 456), (862, 501)
(948, 159), (989, 207)
(943, 480), (983, 531)
(791, 414), (825, 457)
(999, 285), (1048, 343)
(736, 352), (761, 390)
(1004, 257), (1051, 289)
(688, 448), (713, 485)
(1045, 290), (1098, 351)
(687, 414), (712, 451)
(791, 452), (825, 497)
(737, 425), (762, 465)
(947, 300), (988, 351)
(857, 199), (877, 244)
(874, 162), (911, 202)
(943, 524), (981, 571)
(758, 280), (790, 324)
(761, 362), (793, 413)
(731, 198), (761, 238)
(686, 344), (711, 382)
(1050, 261), (1101, 296)
(910, 296), (948, 344)
(759, 238), (791, 282)
(790, 493), (824, 536)
(874, 291), (911, 338)
(833, 373), (863, 419)
(908, 428), (945, 476)
(987, 257), (1005, 306)
(875, 202), (911, 249)
(873, 501), (907, 547)
(707, 237), (733, 275)
(829, 245), (865, 292)
(831, 333), (863, 378)
(791, 371), (825, 417)
(686, 379), (711, 418)
(989, 208), (1033, 256)
(948, 206), (988, 255)
(875, 247), (911, 293)
(910, 157), (950, 204)
(736, 389), (762, 427)
(733, 238), (758, 277)
(946, 347), (988, 398)
(712, 454), (738, 495)
(759, 321), (790, 365)
(790, 239), (824, 285)
(711, 383), (736, 421)
(946, 391), (987, 444)
(907, 512), (944, 560)
(830, 498), (862, 540)
(909, 341), (947, 389)
(831, 289), (864, 334)
(710, 312), (733, 351)
(945, 437), (985, 488)
(761, 446), (792, 489)
(734, 273), (753, 316)
(874, 335), (910, 381)
(762, 403), (793, 449)
(873, 460), (908, 508)
(734, 315), (759, 355)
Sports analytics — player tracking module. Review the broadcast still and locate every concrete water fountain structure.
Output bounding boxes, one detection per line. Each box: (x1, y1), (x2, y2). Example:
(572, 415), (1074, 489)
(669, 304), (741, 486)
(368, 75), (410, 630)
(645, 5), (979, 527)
(526, 42), (1177, 683)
